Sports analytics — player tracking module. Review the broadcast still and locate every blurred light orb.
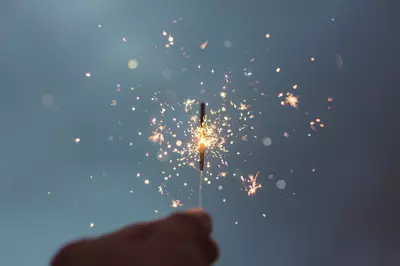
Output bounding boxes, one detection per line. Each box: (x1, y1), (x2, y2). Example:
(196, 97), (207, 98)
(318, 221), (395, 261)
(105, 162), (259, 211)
(336, 53), (344, 70)
(128, 58), (139, 69)
(224, 40), (232, 48)
(157, 150), (169, 162)
(262, 137), (272, 146)
(41, 94), (54, 107)
(176, 140), (182, 147)
(144, 180), (150, 184)
(162, 68), (172, 79)
(276, 180), (286, 190)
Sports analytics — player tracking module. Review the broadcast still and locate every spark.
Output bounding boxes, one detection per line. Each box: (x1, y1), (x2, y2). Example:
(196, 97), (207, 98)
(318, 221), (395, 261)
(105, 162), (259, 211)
(285, 93), (299, 108)
(310, 118), (325, 130)
(148, 92), (235, 182)
(183, 99), (196, 112)
(149, 132), (164, 144)
(149, 124), (166, 145)
(128, 59), (139, 69)
(200, 41), (209, 50)
(176, 111), (229, 167)
(238, 103), (249, 110)
(241, 171), (262, 196)
(171, 199), (183, 208)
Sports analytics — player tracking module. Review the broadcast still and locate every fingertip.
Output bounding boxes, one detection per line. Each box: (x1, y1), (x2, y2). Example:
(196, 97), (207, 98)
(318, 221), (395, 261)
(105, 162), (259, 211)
(185, 207), (206, 214)
(185, 208), (212, 232)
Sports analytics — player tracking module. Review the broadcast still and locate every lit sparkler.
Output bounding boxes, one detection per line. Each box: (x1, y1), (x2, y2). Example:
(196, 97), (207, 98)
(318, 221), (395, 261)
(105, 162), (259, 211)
(199, 102), (206, 208)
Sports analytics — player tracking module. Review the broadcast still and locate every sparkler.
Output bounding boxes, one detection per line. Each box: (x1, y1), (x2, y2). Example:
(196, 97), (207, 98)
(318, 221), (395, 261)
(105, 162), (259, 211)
(199, 102), (206, 208)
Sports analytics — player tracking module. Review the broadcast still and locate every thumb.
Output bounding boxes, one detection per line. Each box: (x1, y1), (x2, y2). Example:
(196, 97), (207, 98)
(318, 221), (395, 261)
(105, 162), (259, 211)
(185, 208), (213, 234)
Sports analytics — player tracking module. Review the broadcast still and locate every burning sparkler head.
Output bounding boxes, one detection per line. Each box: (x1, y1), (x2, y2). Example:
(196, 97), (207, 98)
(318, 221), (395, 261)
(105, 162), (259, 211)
(199, 102), (206, 171)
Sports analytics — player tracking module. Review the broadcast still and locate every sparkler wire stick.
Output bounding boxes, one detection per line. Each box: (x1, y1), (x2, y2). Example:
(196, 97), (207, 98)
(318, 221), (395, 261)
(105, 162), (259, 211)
(199, 102), (206, 208)
(199, 171), (203, 208)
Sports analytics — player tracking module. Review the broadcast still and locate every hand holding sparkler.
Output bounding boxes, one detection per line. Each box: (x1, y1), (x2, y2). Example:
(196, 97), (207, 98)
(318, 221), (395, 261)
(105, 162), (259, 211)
(51, 209), (219, 266)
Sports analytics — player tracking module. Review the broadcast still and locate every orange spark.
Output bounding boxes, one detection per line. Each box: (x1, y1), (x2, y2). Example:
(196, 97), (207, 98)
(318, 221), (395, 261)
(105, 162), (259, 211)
(285, 93), (299, 108)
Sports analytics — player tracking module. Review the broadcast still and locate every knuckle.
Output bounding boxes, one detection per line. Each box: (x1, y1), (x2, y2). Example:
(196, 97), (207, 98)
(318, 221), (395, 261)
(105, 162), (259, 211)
(51, 240), (87, 266)
(167, 212), (211, 234)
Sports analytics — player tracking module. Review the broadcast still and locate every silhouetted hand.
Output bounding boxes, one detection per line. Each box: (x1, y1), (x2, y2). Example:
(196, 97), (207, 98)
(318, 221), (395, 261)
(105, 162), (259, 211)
(51, 208), (219, 266)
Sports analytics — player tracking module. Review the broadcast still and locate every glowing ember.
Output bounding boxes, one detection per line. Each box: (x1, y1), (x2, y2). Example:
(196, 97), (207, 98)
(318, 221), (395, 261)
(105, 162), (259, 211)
(200, 41), (209, 49)
(285, 94), (299, 108)
(241, 172), (262, 196)
(171, 199), (183, 208)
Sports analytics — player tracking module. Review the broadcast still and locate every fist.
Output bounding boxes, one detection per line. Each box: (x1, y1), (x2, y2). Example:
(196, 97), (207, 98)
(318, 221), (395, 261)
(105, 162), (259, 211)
(51, 209), (219, 266)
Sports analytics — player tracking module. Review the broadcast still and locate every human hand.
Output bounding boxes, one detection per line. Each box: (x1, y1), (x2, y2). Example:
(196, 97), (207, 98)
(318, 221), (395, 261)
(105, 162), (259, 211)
(51, 208), (219, 266)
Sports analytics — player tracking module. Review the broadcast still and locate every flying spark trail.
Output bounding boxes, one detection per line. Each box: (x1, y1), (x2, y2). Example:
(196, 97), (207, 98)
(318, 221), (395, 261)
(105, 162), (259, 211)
(77, 19), (336, 227)
(199, 102), (206, 208)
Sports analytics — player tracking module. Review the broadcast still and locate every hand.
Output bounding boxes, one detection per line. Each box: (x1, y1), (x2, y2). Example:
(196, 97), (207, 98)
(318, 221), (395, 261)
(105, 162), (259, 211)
(51, 208), (219, 266)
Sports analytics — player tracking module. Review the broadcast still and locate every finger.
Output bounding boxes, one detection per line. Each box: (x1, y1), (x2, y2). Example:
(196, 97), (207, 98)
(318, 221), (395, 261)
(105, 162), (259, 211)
(195, 235), (220, 264)
(185, 208), (213, 234)
(114, 208), (212, 240)
(156, 210), (218, 264)
(164, 209), (213, 236)
(51, 239), (93, 266)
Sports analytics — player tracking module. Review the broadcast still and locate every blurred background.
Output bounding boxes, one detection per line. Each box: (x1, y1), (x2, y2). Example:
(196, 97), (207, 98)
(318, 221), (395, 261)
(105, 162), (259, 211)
(0, 0), (399, 265)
